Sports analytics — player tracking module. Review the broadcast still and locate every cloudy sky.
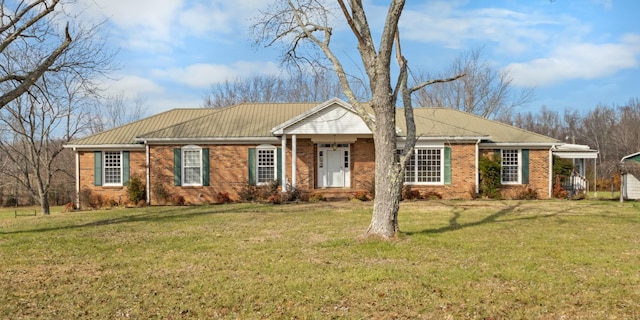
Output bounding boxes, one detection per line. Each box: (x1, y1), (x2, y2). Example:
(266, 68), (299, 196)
(71, 0), (639, 115)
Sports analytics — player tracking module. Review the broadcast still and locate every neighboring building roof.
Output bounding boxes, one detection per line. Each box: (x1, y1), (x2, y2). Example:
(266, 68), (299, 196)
(553, 144), (599, 159)
(622, 152), (640, 162)
(66, 98), (562, 147)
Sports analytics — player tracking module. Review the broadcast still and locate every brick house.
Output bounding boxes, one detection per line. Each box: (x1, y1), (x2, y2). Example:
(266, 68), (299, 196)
(64, 98), (590, 207)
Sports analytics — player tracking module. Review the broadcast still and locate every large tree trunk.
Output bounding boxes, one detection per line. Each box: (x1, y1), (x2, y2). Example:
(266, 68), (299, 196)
(366, 98), (403, 238)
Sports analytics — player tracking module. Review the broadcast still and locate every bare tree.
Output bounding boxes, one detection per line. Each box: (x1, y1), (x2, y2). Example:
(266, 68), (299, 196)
(89, 93), (149, 133)
(203, 69), (346, 108)
(0, 19), (114, 214)
(414, 48), (534, 119)
(253, 0), (463, 238)
(0, 0), (74, 109)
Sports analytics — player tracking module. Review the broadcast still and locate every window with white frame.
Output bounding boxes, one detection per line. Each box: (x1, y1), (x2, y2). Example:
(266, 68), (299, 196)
(182, 147), (202, 186)
(257, 148), (276, 184)
(103, 151), (122, 185)
(401, 148), (442, 184)
(501, 149), (520, 184)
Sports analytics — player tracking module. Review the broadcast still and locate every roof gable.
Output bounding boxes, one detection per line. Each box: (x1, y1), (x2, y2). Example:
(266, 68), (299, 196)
(272, 98), (371, 135)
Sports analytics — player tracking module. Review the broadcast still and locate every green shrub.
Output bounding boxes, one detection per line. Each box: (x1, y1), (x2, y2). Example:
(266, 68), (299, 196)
(127, 175), (146, 205)
(479, 155), (502, 199)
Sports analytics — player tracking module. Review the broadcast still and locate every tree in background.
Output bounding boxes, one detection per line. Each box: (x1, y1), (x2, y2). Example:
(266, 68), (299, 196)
(253, 0), (463, 238)
(0, 19), (114, 214)
(414, 48), (534, 119)
(203, 69), (347, 108)
(0, 0), (73, 108)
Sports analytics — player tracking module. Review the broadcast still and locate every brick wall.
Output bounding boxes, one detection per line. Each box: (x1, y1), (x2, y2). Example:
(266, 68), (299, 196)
(479, 148), (551, 199)
(77, 142), (553, 206)
(78, 150), (146, 208)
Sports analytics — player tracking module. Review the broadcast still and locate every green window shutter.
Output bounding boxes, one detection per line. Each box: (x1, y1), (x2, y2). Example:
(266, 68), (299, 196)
(174, 148), (182, 186)
(444, 147), (452, 185)
(277, 147), (282, 185)
(122, 151), (130, 186)
(248, 148), (256, 186)
(521, 149), (530, 184)
(202, 148), (210, 186)
(494, 149), (501, 161)
(94, 151), (102, 186)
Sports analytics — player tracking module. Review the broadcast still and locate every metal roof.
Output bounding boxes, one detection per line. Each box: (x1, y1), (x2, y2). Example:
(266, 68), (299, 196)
(66, 100), (561, 147)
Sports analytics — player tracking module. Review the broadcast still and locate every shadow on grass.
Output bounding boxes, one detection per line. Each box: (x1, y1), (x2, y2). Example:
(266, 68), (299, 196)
(405, 202), (566, 235)
(1, 204), (259, 235)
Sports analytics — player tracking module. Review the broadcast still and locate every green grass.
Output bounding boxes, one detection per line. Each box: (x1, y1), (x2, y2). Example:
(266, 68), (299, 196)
(1, 200), (639, 319)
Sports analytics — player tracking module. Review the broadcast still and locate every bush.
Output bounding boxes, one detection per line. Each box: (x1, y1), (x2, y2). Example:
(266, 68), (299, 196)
(171, 195), (185, 206)
(259, 179), (280, 200)
(351, 191), (370, 201)
(402, 185), (421, 200)
(152, 183), (172, 205)
(127, 175), (146, 205)
(267, 194), (282, 204)
(216, 192), (231, 204)
(284, 183), (302, 202)
(308, 192), (326, 202)
(79, 187), (104, 209)
(238, 183), (260, 202)
(553, 177), (568, 199)
(422, 190), (443, 200)
(514, 186), (538, 200)
(479, 155), (502, 199)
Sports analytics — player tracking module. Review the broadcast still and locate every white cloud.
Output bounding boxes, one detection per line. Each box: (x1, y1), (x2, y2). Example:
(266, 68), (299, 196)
(507, 34), (640, 87)
(102, 75), (164, 95)
(152, 61), (282, 88)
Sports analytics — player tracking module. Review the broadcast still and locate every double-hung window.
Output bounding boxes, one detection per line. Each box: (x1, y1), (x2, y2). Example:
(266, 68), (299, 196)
(402, 148), (443, 184)
(182, 147), (202, 186)
(103, 151), (122, 186)
(257, 148), (276, 184)
(501, 149), (520, 184)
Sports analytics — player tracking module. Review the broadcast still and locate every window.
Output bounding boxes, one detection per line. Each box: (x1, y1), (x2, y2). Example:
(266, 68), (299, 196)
(257, 148), (276, 184)
(182, 147), (202, 185)
(402, 148), (442, 184)
(103, 151), (122, 185)
(501, 149), (520, 184)
(174, 146), (209, 187)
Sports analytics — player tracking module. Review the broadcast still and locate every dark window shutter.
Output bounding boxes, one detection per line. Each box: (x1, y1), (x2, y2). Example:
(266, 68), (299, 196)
(277, 147), (282, 185)
(494, 149), (501, 161)
(202, 148), (210, 186)
(444, 147), (452, 185)
(174, 148), (182, 186)
(94, 151), (102, 186)
(123, 151), (130, 186)
(521, 149), (530, 184)
(248, 148), (256, 186)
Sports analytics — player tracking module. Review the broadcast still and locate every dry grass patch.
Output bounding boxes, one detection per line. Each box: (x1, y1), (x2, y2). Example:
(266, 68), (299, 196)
(0, 200), (639, 319)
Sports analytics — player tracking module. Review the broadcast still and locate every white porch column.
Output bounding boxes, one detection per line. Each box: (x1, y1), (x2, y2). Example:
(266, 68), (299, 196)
(281, 134), (287, 191)
(292, 135), (297, 187)
(74, 148), (80, 209)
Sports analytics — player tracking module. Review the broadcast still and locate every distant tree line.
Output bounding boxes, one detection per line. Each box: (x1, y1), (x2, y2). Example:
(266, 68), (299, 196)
(501, 98), (640, 190)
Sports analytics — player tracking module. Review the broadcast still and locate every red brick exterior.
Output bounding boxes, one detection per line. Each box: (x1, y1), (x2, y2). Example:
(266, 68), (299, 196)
(76, 140), (552, 207)
(78, 150), (145, 207)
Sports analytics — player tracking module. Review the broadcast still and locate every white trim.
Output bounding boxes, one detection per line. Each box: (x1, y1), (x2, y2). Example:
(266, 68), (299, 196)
(548, 148), (553, 198)
(317, 144), (351, 188)
(181, 145), (203, 186)
(64, 144), (144, 150)
(475, 139), (481, 194)
(146, 143), (150, 203)
(75, 149), (80, 209)
(292, 135), (297, 188)
(281, 135), (287, 191)
(137, 137), (280, 144)
(500, 149), (521, 185)
(481, 142), (561, 148)
(272, 98), (358, 135)
(256, 145), (278, 185)
(402, 147), (445, 185)
(103, 151), (124, 187)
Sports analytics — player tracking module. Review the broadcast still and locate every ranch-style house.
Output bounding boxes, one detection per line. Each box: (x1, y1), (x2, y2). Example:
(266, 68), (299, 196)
(64, 98), (596, 207)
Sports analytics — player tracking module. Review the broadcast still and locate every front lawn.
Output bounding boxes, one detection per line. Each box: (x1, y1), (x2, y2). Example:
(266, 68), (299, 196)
(1, 200), (638, 319)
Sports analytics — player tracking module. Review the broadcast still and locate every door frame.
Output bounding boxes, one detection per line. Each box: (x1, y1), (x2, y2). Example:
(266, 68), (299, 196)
(317, 144), (351, 188)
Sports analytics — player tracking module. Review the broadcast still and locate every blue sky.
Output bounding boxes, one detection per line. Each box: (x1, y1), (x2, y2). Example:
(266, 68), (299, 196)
(71, 0), (640, 116)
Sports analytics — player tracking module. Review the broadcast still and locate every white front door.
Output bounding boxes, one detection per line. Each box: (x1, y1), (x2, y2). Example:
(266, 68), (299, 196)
(318, 145), (350, 188)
